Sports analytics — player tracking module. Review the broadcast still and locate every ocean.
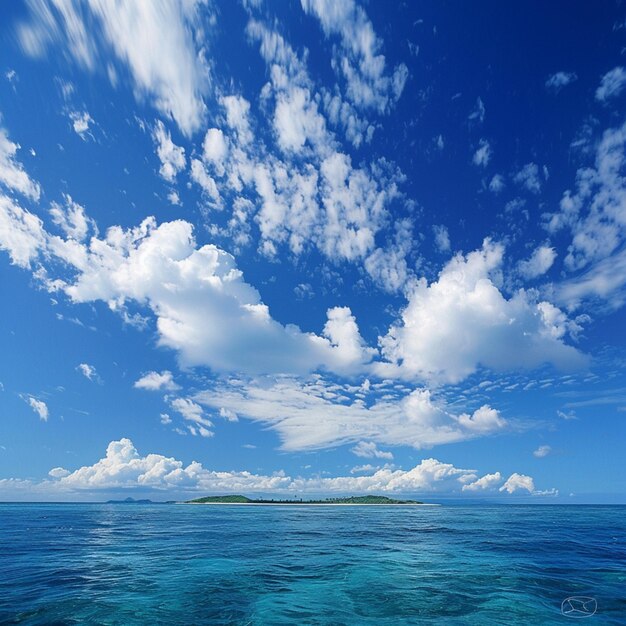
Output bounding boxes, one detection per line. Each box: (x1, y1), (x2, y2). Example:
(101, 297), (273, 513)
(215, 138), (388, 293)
(1, 503), (625, 624)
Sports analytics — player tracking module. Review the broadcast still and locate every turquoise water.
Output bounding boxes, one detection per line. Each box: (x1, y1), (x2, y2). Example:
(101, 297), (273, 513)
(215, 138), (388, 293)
(1, 504), (625, 624)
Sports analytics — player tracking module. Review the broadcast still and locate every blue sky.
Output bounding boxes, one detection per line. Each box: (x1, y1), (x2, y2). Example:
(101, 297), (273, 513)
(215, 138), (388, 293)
(0, 0), (625, 502)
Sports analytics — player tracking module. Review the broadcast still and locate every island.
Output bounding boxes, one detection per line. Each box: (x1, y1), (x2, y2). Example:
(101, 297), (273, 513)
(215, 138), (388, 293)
(185, 495), (427, 505)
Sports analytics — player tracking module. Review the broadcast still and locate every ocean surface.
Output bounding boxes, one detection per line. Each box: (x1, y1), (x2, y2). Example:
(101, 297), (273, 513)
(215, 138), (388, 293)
(1, 503), (625, 625)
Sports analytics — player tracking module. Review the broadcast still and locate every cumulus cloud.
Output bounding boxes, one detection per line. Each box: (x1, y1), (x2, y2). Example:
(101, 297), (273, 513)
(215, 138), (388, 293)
(377, 239), (587, 384)
(49, 194), (96, 241)
(300, 0), (408, 113)
(18, 0), (209, 135)
(23, 438), (547, 497)
(170, 397), (213, 438)
(0, 194), (46, 267)
(433, 224), (451, 253)
(472, 139), (491, 167)
(533, 445), (552, 458)
(462, 472), (502, 492)
(24, 395), (48, 421)
(195, 375), (507, 452)
(499, 473), (535, 494)
(545, 71), (577, 92)
(68, 110), (93, 139)
(0, 125), (41, 201)
(153, 120), (185, 182)
(514, 162), (542, 194)
(518, 245), (556, 280)
(351, 441), (393, 460)
(134, 370), (179, 391)
(547, 121), (626, 307)
(489, 174), (505, 194)
(595, 66), (626, 102)
(77, 362), (99, 381)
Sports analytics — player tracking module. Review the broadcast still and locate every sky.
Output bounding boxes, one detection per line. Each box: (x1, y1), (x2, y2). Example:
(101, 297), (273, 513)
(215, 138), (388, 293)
(0, 0), (625, 502)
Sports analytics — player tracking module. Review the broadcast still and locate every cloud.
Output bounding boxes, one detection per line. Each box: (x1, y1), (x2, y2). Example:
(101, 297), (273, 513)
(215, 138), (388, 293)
(377, 240), (587, 384)
(514, 162), (542, 194)
(433, 225), (451, 253)
(489, 174), (505, 194)
(472, 139), (491, 167)
(545, 71), (577, 92)
(24, 395), (48, 421)
(547, 121), (626, 307)
(49, 194), (96, 241)
(462, 472), (502, 492)
(48, 467), (70, 478)
(77, 362), (99, 381)
(518, 245), (556, 280)
(153, 120), (185, 182)
(0, 125), (41, 201)
(195, 375), (507, 452)
(300, 0), (408, 113)
(22, 437), (547, 496)
(595, 66), (626, 102)
(499, 472), (535, 494)
(134, 370), (179, 391)
(351, 441), (393, 460)
(170, 397), (213, 438)
(533, 445), (552, 458)
(0, 194), (46, 267)
(18, 0), (210, 135)
(68, 110), (93, 139)
(468, 97), (485, 123)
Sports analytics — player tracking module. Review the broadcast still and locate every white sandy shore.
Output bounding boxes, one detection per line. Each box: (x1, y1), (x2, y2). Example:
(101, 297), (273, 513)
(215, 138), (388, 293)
(182, 502), (440, 506)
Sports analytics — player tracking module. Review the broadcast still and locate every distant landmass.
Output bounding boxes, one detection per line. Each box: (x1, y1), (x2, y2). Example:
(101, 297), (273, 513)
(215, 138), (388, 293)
(106, 497), (154, 504)
(186, 495), (424, 505)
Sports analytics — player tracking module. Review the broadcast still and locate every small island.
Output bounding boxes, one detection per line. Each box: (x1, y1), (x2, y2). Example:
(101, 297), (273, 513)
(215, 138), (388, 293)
(185, 495), (426, 505)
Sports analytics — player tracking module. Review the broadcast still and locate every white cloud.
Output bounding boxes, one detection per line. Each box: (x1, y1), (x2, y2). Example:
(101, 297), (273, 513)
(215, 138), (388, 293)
(472, 139), (491, 167)
(190, 158), (220, 204)
(24, 395), (48, 421)
(514, 162), (542, 194)
(134, 370), (179, 391)
(468, 97), (485, 123)
(196, 376), (506, 452)
(49, 194), (96, 241)
(68, 110), (93, 139)
(19, 0), (210, 135)
(300, 0), (408, 113)
(533, 445), (552, 458)
(160, 413), (172, 425)
(462, 472), (502, 492)
(499, 472), (535, 494)
(595, 66), (626, 102)
(351, 441), (393, 460)
(167, 191), (181, 206)
(170, 397), (213, 437)
(546, 121), (626, 307)
(377, 239), (587, 384)
(489, 174), (505, 194)
(0, 194), (46, 267)
(518, 245), (556, 280)
(545, 71), (577, 92)
(433, 224), (450, 253)
(29, 437), (548, 496)
(0, 126), (41, 201)
(77, 362), (98, 381)
(202, 128), (228, 175)
(48, 467), (70, 478)
(153, 120), (185, 182)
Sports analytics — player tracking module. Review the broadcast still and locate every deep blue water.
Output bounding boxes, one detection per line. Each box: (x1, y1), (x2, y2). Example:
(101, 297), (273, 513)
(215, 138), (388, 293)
(1, 504), (625, 625)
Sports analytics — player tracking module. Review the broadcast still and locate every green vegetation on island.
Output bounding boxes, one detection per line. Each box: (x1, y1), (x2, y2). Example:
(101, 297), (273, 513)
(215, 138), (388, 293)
(186, 495), (423, 505)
